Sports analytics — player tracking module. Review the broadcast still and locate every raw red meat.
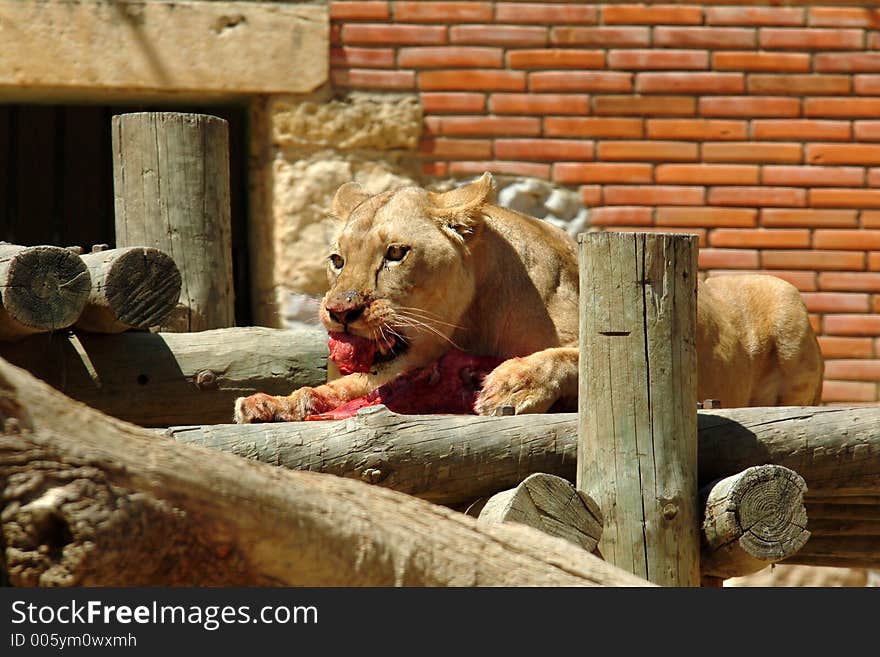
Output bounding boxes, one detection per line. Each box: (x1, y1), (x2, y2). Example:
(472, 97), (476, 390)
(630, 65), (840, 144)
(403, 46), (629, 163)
(327, 331), (379, 374)
(306, 349), (503, 420)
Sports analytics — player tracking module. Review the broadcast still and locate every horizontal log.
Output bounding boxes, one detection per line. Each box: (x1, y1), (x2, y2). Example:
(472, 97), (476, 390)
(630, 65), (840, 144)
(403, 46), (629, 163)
(0, 326), (328, 426)
(700, 465), (809, 579)
(0, 357), (649, 587)
(0, 244), (91, 340)
(75, 247), (181, 333)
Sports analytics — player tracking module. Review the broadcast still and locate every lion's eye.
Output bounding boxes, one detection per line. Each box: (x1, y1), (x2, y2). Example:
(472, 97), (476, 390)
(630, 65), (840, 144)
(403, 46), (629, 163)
(329, 253), (345, 270)
(385, 245), (410, 262)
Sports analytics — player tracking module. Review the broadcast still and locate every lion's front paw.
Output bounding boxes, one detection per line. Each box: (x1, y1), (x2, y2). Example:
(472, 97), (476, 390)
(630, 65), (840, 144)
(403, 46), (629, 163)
(233, 388), (319, 424)
(474, 358), (558, 416)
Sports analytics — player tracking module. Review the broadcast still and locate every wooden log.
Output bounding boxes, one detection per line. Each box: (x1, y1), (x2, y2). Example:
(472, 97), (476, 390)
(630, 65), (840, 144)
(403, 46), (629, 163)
(477, 473), (602, 553)
(0, 357), (650, 587)
(112, 112), (234, 332)
(0, 326), (327, 427)
(701, 465), (810, 579)
(0, 244), (91, 340)
(577, 232), (700, 586)
(75, 247), (182, 333)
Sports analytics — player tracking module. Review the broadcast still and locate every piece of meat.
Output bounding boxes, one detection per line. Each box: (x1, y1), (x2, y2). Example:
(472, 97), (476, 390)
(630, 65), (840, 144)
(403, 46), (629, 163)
(306, 349), (504, 420)
(327, 331), (379, 374)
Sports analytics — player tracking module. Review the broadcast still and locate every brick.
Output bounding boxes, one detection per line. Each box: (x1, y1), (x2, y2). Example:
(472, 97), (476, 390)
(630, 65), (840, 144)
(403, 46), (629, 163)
(864, 211), (880, 228)
(702, 142), (802, 164)
(763, 166), (865, 188)
(654, 27), (755, 50)
(343, 24), (446, 46)
(808, 144), (880, 166)
(496, 3), (598, 25)
(753, 120), (851, 142)
(589, 206), (654, 227)
(330, 47), (395, 69)
(806, 98), (880, 117)
(496, 139), (594, 162)
(808, 8), (880, 28)
(803, 292), (870, 313)
(656, 164), (757, 185)
(747, 74), (851, 96)
(712, 52), (810, 72)
(646, 119), (746, 141)
(709, 186), (806, 207)
(421, 93), (486, 114)
(490, 94), (590, 116)
(758, 28), (864, 51)
(330, 2), (390, 21)
(448, 161), (551, 179)
(331, 69), (415, 90)
(699, 249), (760, 269)
(871, 253), (880, 271)
(709, 228), (810, 249)
(421, 161), (448, 177)
(603, 186), (704, 206)
(870, 169), (880, 188)
(762, 209), (858, 228)
(419, 69), (525, 91)
(395, 2), (492, 22)
(854, 75), (880, 95)
(602, 5), (703, 26)
(545, 117), (643, 138)
(451, 25), (547, 47)
(814, 230), (880, 251)
(530, 71), (633, 93)
(508, 49), (604, 70)
(825, 360), (880, 381)
(551, 27), (651, 48)
(553, 163), (652, 184)
(700, 97), (800, 118)
(330, 24), (342, 46)
(399, 47), (503, 69)
(419, 138), (493, 159)
(594, 95), (695, 116)
(815, 53), (880, 73)
(579, 186), (602, 206)
(811, 189), (880, 209)
(706, 7), (804, 27)
(657, 207), (757, 228)
(854, 122), (880, 141)
(824, 314), (880, 336)
(762, 250), (864, 271)
(819, 272), (880, 291)
(636, 72), (744, 95)
(608, 50), (708, 71)
(818, 336), (874, 358)
(821, 380), (878, 402)
(598, 141), (698, 162)
(429, 116), (540, 137)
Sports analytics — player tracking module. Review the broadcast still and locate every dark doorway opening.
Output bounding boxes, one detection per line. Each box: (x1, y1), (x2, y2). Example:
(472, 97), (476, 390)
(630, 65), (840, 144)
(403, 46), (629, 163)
(0, 103), (252, 326)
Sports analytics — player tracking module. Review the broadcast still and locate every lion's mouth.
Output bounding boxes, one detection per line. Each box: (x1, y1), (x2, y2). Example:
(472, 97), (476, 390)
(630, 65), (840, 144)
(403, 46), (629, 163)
(328, 330), (409, 375)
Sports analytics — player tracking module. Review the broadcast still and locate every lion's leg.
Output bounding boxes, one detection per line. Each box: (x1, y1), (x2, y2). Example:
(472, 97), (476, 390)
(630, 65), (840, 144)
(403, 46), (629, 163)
(474, 347), (579, 415)
(234, 373), (377, 423)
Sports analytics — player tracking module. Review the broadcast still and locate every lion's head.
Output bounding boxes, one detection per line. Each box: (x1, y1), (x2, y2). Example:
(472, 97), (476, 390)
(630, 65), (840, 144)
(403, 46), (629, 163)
(320, 173), (496, 374)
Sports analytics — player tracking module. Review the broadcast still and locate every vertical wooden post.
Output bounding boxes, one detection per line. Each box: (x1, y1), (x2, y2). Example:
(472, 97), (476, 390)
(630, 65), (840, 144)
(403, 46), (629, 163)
(112, 112), (235, 332)
(577, 232), (699, 587)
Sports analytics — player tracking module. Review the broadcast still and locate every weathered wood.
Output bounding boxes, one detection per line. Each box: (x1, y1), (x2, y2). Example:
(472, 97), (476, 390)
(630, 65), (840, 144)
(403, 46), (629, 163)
(75, 247), (182, 333)
(0, 244), (91, 340)
(0, 357), (650, 587)
(0, 326), (327, 427)
(112, 112), (234, 332)
(477, 473), (602, 553)
(165, 406), (880, 569)
(701, 465), (810, 579)
(577, 232), (700, 586)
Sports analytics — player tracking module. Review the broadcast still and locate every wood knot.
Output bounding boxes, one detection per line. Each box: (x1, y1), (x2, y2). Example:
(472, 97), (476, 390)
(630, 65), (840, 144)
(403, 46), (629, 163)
(661, 503), (678, 520)
(195, 369), (218, 390)
(361, 468), (385, 484)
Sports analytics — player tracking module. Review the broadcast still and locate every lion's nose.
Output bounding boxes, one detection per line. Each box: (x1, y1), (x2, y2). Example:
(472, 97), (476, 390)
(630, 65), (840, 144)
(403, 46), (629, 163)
(327, 304), (365, 326)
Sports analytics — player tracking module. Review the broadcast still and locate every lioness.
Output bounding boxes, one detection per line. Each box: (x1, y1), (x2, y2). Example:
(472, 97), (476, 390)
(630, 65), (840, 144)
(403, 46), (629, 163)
(234, 173), (823, 423)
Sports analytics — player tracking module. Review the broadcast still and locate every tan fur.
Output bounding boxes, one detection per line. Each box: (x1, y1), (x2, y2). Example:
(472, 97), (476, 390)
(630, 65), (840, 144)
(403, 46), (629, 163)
(234, 173), (823, 423)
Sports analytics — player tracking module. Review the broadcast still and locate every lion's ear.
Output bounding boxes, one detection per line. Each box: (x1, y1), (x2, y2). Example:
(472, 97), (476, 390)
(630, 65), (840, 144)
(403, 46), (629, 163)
(331, 182), (370, 220)
(427, 172), (495, 241)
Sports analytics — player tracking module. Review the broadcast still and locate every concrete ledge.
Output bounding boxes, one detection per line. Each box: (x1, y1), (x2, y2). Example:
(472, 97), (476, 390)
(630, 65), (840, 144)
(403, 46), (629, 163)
(0, 0), (327, 96)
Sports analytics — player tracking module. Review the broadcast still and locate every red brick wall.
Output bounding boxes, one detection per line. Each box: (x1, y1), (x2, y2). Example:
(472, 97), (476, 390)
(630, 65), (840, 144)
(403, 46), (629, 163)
(329, 1), (880, 404)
